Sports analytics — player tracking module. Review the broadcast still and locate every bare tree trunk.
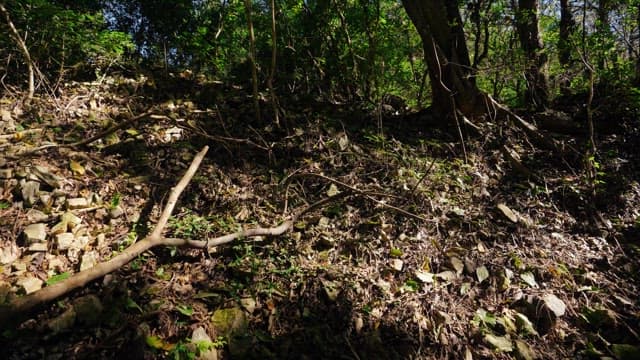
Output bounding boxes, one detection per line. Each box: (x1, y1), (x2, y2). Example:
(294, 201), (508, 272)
(0, 3), (34, 100)
(267, 0), (280, 127)
(401, 0), (485, 118)
(559, 0), (574, 94)
(243, 0), (261, 122)
(635, 2), (640, 86)
(515, 0), (548, 110)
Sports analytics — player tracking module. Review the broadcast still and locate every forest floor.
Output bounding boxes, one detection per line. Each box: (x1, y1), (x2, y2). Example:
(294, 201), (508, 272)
(0, 73), (639, 360)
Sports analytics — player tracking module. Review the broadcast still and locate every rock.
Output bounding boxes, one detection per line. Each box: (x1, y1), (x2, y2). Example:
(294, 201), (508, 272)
(32, 165), (62, 188)
(450, 256), (464, 275)
(0, 243), (19, 265)
(321, 279), (341, 301)
(191, 326), (218, 360)
(56, 233), (75, 250)
(28, 242), (48, 252)
(17, 276), (43, 294)
(542, 294), (566, 318)
(0, 168), (12, 179)
(211, 307), (247, 338)
(52, 212), (82, 234)
(67, 197), (89, 209)
(239, 297), (257, 314)
(22, 223), (47, 244)
(518, 293), (566, 334)
(21, 180), (40, 206)
(26, 209), (49, 223)
(497, 203), (519, 223)
(80, 251), (98, 271)
(47, 308), (76, 333)
(390, 259), (404, 272)
(514, 340), (537, 360)
(109, 206), (125, 219)
(73, 295), (103, 325)
(484, 333), (513, 352)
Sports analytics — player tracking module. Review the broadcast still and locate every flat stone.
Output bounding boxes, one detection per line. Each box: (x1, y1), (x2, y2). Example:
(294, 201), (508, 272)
(26, 209), (49, 223)
(109, 206), (124, 219)
(32, 165), (62, 188)
(56, 233), (75, 250)
(0, 243), (19, 265)
(80, 251), (98, 271)
(17, 276), (43, 294)
(23, 223), (47, 244)
(67, 197), (89, 209)
(542, 294), (566, 317)
(28, 242), (48, 252)
(0, 168), (12, 179)
(21, 180), (40, 206)
(390, 259), (404, 271)
(74, 236), (90, 249)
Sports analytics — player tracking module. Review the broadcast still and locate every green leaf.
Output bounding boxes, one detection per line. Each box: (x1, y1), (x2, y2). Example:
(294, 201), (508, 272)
(46, 272), (71, 286)
(389, 248), (403, 258)
(176, 304), (194, 317)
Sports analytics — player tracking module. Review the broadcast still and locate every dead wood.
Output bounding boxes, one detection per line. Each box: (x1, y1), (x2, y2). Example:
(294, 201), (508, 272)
(0, 145), (209, 327)
(486, 94), (561, 152)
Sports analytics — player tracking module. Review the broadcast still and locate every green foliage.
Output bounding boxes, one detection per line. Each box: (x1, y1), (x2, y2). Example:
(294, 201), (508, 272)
(169, 210), (213, 238)
(1, 0), (133, 81)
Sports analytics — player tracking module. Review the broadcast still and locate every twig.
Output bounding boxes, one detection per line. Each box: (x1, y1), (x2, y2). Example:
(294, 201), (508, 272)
(67, 109), (154, 148)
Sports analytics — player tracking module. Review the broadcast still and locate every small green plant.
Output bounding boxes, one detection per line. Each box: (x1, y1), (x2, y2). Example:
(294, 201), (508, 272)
(109, 192), (121, 209)
(0, 201), (10, 210)
(169, 210), (212, 238)
(167, 337), (226, 360)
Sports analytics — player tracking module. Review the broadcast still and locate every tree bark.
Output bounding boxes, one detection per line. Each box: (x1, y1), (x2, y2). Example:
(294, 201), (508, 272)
(635, 2), (640, 86)
(401, 0), (486, 118)
(559, 0), (575, 94)
(515, 0), (548, 110)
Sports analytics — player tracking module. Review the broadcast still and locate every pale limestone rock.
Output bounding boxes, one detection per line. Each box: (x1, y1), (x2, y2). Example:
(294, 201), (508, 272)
(28, 242), (48, 252)
(56, 233), (75, 250)
(23, 223), (47, 244)
(80, 251), (98, 271)
(21, 180), (40, 206)
(67, 197), (89, 209)
(17, 276), (43, 294)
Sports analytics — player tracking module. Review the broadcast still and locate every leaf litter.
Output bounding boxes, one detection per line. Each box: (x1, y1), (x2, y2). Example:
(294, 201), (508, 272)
(0, 75), (638, 359)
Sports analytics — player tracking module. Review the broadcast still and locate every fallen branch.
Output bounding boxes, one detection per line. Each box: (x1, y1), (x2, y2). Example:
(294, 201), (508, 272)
(487, 94), (560, 152)
(0, 145), (209, 327)
(0, 147), (347, 328)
